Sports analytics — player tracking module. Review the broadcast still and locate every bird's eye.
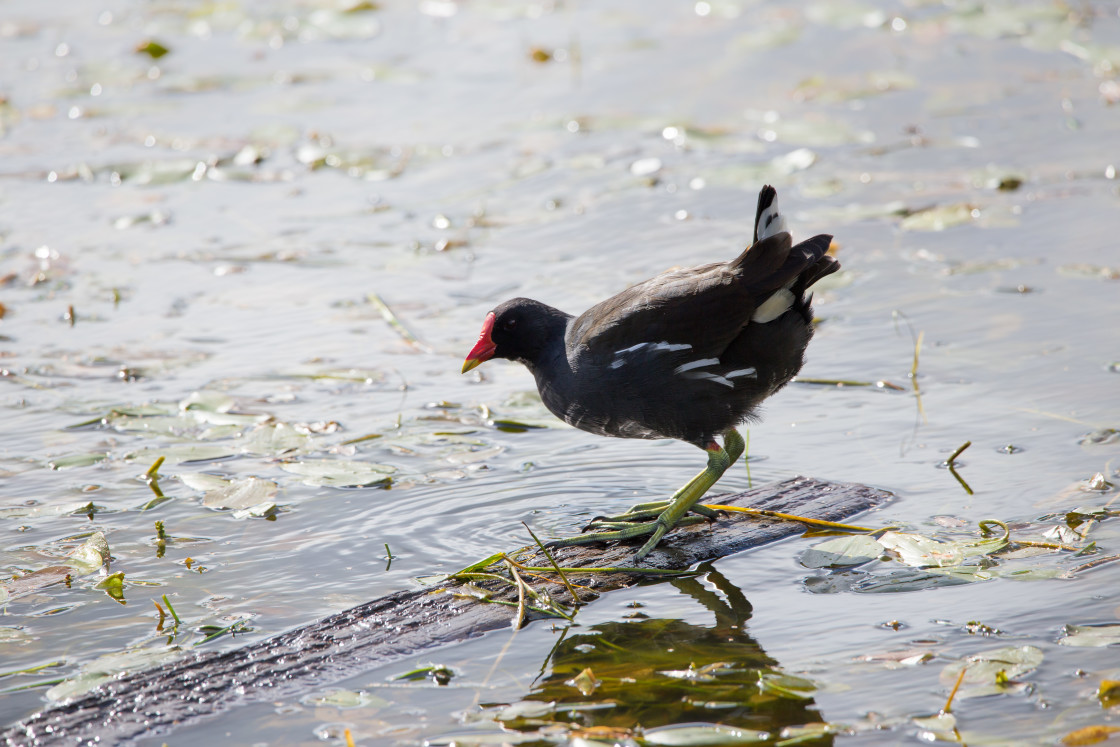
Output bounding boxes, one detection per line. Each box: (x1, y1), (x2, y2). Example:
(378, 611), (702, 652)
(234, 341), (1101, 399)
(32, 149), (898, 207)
(503, 318), (518, 331)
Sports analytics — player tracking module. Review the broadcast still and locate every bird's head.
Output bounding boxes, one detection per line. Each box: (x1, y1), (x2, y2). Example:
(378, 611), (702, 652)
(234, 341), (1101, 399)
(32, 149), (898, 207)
(462, 298), (566, 373)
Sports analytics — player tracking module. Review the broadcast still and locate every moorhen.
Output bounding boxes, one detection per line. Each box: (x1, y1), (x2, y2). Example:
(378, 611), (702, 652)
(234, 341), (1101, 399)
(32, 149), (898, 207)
(462, 185), (838, 560)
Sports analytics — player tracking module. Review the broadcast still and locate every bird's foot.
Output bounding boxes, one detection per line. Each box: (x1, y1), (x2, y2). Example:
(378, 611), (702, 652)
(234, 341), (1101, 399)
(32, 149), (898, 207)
(549, 515), (709, 556)
(582, 500), (719, 530)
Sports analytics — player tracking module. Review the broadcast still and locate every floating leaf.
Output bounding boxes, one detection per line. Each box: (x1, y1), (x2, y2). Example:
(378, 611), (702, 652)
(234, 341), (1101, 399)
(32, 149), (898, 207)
(850, 568), (973, 593)
(95, 571), (126, 603)
(127, 443), (240, 464)
(900, 203), (977, 232)
(302, 688), (388, 709)
(392, 664), (454, 685)
(0, 501), (95, 520)
(238, 422), (312, 456)
(939, 645), (1043, 699)
(912, 712), (958, 737)
(1060, 725), (1120, 746)
(758, 672), (816, 701)
(878, 531), (963, 567)
(47, 453), (108, 470)
(801, 535), (882, 568)
(135, 40), (170, 59)
(569, 667), (599, 696)
(180, 390), (236, 413)
(1099, 680), (1120, 709)
(1058, 624), (1120, 648)
(67, 532), (111, 574)
(231, 502), (277, 519)
(280, 459), (394, 488)
(704, 148), (817, 187)
(180, 474), (279, 511)
(2, 566), (73, 598)
(46, 646), (181, 702)
(1060, 264), (1120, 281)
(643, 725), (770, 746)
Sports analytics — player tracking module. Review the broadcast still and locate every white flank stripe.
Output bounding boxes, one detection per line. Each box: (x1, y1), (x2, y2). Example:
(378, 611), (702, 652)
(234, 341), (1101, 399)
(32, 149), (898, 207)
(611, 341), (692, 369)
(726, 368), (757, 378)
(682, 371), (735, 388)
(674, 358), (719, 374)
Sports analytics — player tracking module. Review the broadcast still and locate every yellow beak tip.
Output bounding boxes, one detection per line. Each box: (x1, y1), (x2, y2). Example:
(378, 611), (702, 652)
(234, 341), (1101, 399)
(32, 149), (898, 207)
(461, 358), (482, 374)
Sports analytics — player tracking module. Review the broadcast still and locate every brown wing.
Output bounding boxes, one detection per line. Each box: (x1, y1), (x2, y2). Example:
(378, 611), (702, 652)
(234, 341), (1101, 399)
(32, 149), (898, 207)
(565, 232), (799, 360)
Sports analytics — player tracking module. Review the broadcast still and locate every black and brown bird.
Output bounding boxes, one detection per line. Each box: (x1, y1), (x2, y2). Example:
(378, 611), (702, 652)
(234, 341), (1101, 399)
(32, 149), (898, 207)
(462, 185), (838, 560)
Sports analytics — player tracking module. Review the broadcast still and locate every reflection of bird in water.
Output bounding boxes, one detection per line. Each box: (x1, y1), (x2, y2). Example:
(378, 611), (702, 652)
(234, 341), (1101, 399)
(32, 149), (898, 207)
(508, 568), (826, 737)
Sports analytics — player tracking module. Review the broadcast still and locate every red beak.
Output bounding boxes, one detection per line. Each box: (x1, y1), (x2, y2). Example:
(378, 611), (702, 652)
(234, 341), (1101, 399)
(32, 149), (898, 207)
(462, 312), (497, 373)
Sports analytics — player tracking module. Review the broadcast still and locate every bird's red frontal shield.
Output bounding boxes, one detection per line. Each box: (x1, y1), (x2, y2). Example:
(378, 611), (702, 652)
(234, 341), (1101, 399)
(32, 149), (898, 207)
(461, 312), (497, 373)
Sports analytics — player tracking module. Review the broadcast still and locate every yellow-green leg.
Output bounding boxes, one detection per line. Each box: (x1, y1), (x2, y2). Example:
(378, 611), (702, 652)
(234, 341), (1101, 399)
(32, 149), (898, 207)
(550, 429), (744, 561)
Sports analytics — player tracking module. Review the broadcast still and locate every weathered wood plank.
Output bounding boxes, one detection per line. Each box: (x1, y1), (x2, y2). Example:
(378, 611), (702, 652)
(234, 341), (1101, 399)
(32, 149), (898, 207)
(1, 476), (889, 747)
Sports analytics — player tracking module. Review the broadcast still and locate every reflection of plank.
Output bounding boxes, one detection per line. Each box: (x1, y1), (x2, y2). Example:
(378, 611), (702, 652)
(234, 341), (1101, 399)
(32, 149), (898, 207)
(2, 476), (889, 746)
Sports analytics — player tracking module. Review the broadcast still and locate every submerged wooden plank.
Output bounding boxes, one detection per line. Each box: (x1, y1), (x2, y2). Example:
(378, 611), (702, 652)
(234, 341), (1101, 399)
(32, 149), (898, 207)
(1, 476), (889, 747)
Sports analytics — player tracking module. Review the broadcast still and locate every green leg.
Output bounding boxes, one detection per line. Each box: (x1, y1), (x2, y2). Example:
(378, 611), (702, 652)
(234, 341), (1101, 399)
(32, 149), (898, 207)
(589, 429), (744, 524)
(550, 429), (741, 561)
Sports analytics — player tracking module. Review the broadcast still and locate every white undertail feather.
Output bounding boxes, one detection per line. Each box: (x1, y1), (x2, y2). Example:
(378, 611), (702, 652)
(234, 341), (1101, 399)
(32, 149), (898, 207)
(755, 200), (788, 242)
(751, 287), (795, 323)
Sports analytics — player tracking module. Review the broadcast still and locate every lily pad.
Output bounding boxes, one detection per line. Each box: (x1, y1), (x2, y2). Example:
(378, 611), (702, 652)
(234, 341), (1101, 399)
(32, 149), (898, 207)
(238, 422), (313, 456)
(45, 645), (182, 702)
(643, 724), (770, 746)
(127, 443), (240, 465)
(939, 645), (1043, 698)
(899, 203), (977, 232)
(1058, 624), (1120, 648)
(47, 453), (108, 470)
(302, 688), (389, 709)
(280, 459), (394, 488)
(67, 531), (111, 574)
(2, 566), (73, 598)
(0, 501), (95, 520)
(180, 474), (278, 512)
(801, 535), (882, 568)
(877, 530), (1006, 568)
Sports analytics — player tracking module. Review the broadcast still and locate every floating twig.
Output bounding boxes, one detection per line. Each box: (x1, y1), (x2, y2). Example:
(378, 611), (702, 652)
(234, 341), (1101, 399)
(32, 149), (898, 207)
(194, 618), (249, 647)
(943, 662), (969, 713)
(911, 330), (924, 379)
(368, 293), (432, 353)
(943, 442), (973, 495)
(1064, 553), (1120, 577)
(161, 594), (181, 626)
(340, 433), (382, 446)
(947, 441), (971, 467)
(144, 456), (166, 502)
(0, 662), (65, 679)
(701, 504), (878, 533)
(948, 466), (973, 495)
(505, 560), (529, 630)
(1012, 539), (1079, 552)
(523, 523), (581, 608)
